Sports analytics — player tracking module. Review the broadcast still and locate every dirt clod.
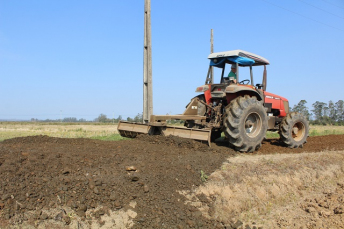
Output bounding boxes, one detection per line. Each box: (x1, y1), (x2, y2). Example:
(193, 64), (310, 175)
(126, 166), (137, 171)
(63, 215), (71, 225)
(232, 220), (244, 229)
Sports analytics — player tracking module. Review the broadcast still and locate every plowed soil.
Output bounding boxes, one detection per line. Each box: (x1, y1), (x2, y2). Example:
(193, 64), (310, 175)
(0, 134), (344, 228)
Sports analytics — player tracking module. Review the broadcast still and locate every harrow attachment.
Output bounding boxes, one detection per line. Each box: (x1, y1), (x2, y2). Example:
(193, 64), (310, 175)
(117, 114), (212, 146)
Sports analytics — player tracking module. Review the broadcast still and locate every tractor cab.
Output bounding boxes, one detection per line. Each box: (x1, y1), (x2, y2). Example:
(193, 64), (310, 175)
(196, 50), (271, 108)
(206, 49), (269, 89)
(196, 49), (289, 119)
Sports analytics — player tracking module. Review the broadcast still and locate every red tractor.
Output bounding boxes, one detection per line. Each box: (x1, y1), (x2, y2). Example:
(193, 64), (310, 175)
(118, 49), (309, 152)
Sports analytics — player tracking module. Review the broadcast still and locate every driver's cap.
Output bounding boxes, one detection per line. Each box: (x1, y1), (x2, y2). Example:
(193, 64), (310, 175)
(231, 64), (237, 69)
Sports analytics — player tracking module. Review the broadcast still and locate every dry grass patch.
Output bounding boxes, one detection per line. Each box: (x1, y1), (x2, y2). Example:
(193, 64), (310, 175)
(180, 151), (344, 228)
(0, 122), (119, 141)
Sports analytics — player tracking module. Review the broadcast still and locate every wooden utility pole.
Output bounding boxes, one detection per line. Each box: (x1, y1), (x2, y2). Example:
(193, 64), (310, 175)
(210, 29), (214, 82)
(143, 0), (153, 123)
(205, 29), (214, 85)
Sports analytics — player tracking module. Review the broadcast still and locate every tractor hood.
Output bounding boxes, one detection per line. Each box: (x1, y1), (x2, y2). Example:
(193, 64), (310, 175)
(264, 91), (288, 102)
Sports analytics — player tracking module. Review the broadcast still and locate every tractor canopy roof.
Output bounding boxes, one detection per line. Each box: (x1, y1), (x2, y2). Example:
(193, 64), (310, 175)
(208, 49), (270, 68)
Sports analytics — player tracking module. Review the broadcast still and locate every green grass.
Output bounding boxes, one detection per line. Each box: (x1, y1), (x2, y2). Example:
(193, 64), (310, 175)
(309, 129), (344, 136)
(90, 134), (127, 141)
(266, 131), (279, 139)
(265, 125), (344, 139)
(200, 170), (209, 183)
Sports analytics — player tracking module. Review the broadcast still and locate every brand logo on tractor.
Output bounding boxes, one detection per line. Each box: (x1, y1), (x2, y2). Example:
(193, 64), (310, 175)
(265, 95), (281, 100)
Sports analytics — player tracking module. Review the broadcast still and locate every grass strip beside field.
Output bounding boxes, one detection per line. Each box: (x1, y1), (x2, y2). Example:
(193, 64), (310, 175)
(0, 122), (121, 141)
(266, 125), (344, 139)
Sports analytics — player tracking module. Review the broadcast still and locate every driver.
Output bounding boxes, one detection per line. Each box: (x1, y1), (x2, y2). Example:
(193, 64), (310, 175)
(227, 64), (237, 83)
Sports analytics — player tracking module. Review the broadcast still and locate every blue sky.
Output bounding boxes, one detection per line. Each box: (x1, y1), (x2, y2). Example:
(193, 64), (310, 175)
(1, 0), (343, 120)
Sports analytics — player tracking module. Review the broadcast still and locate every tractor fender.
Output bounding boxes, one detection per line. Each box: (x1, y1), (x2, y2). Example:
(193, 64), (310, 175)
(225, 84), (264, 101)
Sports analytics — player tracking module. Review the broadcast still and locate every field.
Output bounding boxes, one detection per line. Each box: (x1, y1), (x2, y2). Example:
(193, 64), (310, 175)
(1, 122), (344, 228)
(1, 122), (344, 141)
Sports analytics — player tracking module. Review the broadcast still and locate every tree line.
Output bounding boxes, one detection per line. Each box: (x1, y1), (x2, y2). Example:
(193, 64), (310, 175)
(30, 112), (183, 124)
(29, 99), (343, 125)
(31, 117), (88, 122)
(292, 99), (344, 125)
(93, 113), (143, 123)
(30, 113), (144, 123)
(93, 113), (182, 124)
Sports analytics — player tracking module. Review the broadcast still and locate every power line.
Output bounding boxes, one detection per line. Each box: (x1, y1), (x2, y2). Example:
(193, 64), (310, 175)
(260, 0), (344, 32)
(299, 0), (344, 20)
(322, 0), (344, 10)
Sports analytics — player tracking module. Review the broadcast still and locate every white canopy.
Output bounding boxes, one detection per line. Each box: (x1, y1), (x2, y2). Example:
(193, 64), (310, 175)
(208, 49), (270, 66)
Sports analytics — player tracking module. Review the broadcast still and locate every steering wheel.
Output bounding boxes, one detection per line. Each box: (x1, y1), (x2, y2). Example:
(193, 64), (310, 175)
(239, 79), (250, 85)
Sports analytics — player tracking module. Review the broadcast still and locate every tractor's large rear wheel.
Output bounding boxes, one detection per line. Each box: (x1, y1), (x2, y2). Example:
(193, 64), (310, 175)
(279, 112), (309, 148)
(223, 95), (268, 152)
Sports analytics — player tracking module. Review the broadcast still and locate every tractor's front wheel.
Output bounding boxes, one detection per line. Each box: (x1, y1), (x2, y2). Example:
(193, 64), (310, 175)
(279, 112), (309, 148)
(223, 95), (268, 152)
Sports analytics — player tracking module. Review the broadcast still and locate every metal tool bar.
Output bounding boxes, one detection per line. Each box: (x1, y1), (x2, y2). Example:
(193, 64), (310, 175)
(161, 126), (211, 146)
(150, 115), (206, 122)
(118, 121), (151, 138)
